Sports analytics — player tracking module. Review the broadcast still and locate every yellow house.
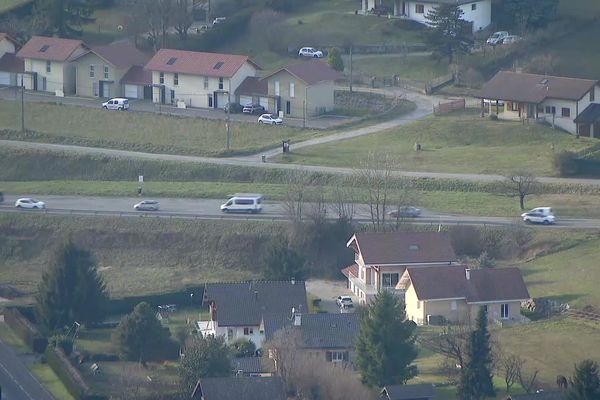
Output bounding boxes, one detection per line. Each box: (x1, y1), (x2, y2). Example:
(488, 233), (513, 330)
(17, 35), (88, 95)
(398, 266), (530, 326)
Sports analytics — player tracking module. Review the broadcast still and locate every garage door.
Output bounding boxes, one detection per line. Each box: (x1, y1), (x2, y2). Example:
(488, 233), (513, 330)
(124, 84), (139, 99)
(0, 72), (11, 86)
(259, 97), (269, 111)
(239, 95), (252, 106)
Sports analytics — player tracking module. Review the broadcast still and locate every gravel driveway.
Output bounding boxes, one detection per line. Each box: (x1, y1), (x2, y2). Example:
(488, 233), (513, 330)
(306, 279), (357, 313)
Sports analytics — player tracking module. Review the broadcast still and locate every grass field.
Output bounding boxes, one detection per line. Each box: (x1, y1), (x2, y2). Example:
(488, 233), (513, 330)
(276, 110), (596, 175)
(0, 0), (31, 13)
(29, 363), (76, 400)
(346, 54), (449, 82)
(0, 100), (321, 156)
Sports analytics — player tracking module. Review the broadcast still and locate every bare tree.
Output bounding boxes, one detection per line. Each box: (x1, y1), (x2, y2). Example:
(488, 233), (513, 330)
(173, 0), (193, 41)
(283, 171), (324, 223)
(504, 171), (538, 210)
(331, 177), (357, 221)
(420, 323), (472, 384)
(498, 354), (524, 393)
(389, 179), (419, 231)
(355, 153), (395, 230)
(158, 0), (173, 48)
(266, 326), (303, 386)
(517, 365), (540, 394)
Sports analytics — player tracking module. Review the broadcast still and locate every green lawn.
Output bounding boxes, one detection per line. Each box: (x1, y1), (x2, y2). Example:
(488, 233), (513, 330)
(346, 54), (449, 82)
(0, 321), (30, 352)
(29, 363), (76, 400)
(558, 0), (600, 19)
(0, 100), (321, 157)
(276, 110), (596, 176)
(0, 0), (31, 13)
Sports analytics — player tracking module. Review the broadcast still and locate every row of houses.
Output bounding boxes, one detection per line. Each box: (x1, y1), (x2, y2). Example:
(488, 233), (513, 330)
(0, 34), (343, 118)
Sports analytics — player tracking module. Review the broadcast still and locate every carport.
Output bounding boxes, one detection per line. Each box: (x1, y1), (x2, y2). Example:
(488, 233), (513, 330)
(120, 65), (152, 100)
(235, 76), (276, 112)
(575, 103), (600, 138)
(0, 53), (24, 86)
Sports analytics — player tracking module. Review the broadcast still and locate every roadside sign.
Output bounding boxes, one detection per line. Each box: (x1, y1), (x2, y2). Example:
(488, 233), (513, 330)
(139, 175), (144, 183)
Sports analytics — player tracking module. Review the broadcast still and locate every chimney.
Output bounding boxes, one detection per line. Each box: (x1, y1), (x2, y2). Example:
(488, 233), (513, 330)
(254, 290), (258, 301)
(465, 269), (471, 280)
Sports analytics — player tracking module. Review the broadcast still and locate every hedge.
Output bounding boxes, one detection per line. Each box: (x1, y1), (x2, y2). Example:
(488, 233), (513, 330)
(3, 307), (47, 353)
(105, 285), (205, 315)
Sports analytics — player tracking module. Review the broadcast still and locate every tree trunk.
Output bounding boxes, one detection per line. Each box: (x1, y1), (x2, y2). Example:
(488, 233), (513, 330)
(519, 194), (525, 210)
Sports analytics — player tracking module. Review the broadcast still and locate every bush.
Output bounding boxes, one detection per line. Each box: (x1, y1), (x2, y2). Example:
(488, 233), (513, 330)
(3, 307), (48, 353)
(553, 150), (580, 177)
(488, 114), (498, 121)
(50, 334), (74, 355)
(231, 338), (257, 357)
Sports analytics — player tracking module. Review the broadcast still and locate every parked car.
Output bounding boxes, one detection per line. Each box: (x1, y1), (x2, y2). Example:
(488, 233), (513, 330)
(102, 98), (129, 111)
(336, 296), (353, 307)
(298, 47), (323, 58)
(0, 192), (4, 203)
(220, 194), (263, 213)
(521, 207), (555, 225)
(15, 198), (45, 209)
(243, 104), (265, 114)
(134, 200), (160, 211)
(501, 35), (522, 45)
(223, 102), (243, 114)
(387, 206), (422, 218)
(340, 303), (355, 313)
(212, 17), (226, 25)
(486, 31), (509, 46)
(258, 113), (283, 125)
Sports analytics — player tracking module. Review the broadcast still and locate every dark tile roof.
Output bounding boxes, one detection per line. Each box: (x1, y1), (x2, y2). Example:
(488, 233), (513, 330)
(349, 232), (457, 265)
(120, 65), (152, 85)
(17, 36), (86, 62)
(203, 281), (308, 326)
(192, 377), (286, 400)
(574, 103), (600, 124)
(145, 48), (259, 78)
(0, 53), (23, 73)
(85, 41), (149, 69)
(263, 312), (360, 349)
(382, 383), (436, 400)
(478, 70), (597, 103)
(231, 357), (274, 374)
(265, 59), (344, 85)
(512, 392), (565, 400)
(235, 76), (268, 96)
(402, 266), (530, 303)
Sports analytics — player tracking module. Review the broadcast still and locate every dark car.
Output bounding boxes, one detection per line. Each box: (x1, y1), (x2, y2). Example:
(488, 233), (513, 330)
(0, 192), (4, 203)
(223, 103), (243, 113)
(243, 104), (265, 114)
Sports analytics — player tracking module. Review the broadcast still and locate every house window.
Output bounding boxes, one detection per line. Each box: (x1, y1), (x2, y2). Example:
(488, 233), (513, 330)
(545, 106), (551, 114)
(174, 73), (179, 86)
(275, 81), (280, 96)
(104, 65), (109, 79)
(93, 82), (98, 97)
(326, 351), (347, 362)
(208, 94), (213, 108)
(89, 65), (95, 78)
(471, 3), (476, 10)
(204, 77), (209, 89)
(219, 77), (224, 90)
(511, 102), (519, 112)
(415, 4), (424, 13)
(227, 328), (234, 340)
(451, 300), (457, 310)
(159, 72), (164, 84)
(562, 107), (571, 118)
(46, 61), (51, 73)
(243, 327), (254, 335)
(417, 301), (421, 309)
(591, 87), (595, 102)
(501, 303), (510, 319)
(290, 82), (295, 98)
(359, 267), (364, 280)
(382, 273), (399, 288)
(483, 304), (488, 313)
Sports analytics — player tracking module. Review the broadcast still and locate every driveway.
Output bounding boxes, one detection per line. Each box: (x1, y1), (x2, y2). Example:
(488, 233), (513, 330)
(306, 279), (356, 313)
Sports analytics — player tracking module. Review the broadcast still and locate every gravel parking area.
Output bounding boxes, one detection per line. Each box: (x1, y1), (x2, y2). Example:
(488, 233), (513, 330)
(306, 279), (358, 313)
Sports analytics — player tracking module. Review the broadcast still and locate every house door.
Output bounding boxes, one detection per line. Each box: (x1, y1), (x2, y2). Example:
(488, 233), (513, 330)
(579, 124), (591, 137)
(160, 87), (166, 104)
(99, 81), (104, 97)
(286, 100), (291, 115)
(170, 89), (175, 104)
(594, 122), (600, 138)
(42, 77), (47, 91)
(208, 94), (213, 108)
(32, 72), (38, 91)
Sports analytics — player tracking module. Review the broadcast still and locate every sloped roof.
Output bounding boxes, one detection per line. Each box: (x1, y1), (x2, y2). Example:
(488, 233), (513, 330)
(478, 70), (597, 103)
(231, 357), (274, 374)
(17, 36), (86, 62)
(0, 32), (18, 46)
(120, 65), (152, 85)
(264, 59), (344, 85)
(203, 281), (308, 326)
(192, 377), (286, 400)
(341, 264), (358, 278)
(145, 48), (259, 78)
(348, 232), (457, 265)
(512, 392), (565, 400)
(0, 53), (23, 73)
(574, 103), (600, 124)
(401, 266), (530, 303)
(72, 41), (149, 69)
(382, 383), (436, 400)
(235, 76), (268, 96)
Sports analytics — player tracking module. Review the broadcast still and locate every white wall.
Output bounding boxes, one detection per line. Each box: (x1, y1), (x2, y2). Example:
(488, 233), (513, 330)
(152, 71), (233, 108)
(405, 0), (491, 32)
(539, 98), (578, 133)
(213, 325), (265, 349)
(0, 38), (16, 58)
(23, 58), (65, 93)
(230, 62), (258, 98)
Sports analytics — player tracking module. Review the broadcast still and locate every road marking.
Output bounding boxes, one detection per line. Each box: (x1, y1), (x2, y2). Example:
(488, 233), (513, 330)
(0, 357), (36, 400)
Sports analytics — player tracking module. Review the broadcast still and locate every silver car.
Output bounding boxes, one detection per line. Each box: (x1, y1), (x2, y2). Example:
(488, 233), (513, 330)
(388, 206), (421, 218)
(134, 200), (160, 211)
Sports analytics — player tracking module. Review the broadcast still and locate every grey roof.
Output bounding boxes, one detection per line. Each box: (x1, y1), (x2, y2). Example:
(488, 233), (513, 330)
(231, 357), (274, 374)
(263, 312), (360, 349)
(512, 392), (565, 400)
(203, 281), (308, 327)
(83, 41), (149, 69)
(120, 65), (152, 85)
(192, 377), (286, 400)
(235, 76), (268, 96)
(382, 384), (436, 400)
(574, 103), (600, 124)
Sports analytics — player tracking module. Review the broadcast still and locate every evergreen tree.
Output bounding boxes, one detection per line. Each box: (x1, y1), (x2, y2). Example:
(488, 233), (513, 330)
(327, 47), (344, 72)
(355, 290), (418, 387)
(459, 307), (495, 400)
(112, 302), (171, 362)
(36, 241), (108, 332)
(32, 0), (96, 37)
(424, 4), (471, 64)
(261, 239), (307, 281)
(179, 335), (232, 390)
(566, 359), (600, 400)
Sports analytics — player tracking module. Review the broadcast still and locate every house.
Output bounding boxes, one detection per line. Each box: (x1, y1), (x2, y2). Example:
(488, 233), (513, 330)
(0, 32), (22, 86)
(198, 281), (308, 349)
(234, 76), (270, 111)
(478, 70), (600, 137)
(0, 32), (17, 58)
(380, 383), (436, 400)
(191, 376), (286, 400)
(341, 231), (458, 304)
(362, 0), (491, 33)
(262, 312), (361, 366)
(71, 40), (150, 99)
(17, 35), (88, 95)
(398, 266), (530, 325)
(145, 48), (259, 108)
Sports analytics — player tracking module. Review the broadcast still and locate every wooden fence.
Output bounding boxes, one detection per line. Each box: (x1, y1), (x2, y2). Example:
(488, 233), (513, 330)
(433, 99), (466, 115)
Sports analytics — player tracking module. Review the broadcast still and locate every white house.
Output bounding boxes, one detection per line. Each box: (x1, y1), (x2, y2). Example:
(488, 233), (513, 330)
(363, 0), (491, 33)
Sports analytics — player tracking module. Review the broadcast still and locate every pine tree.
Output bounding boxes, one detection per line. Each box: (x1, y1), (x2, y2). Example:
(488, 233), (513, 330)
(36, 241), (108, 333)
(355, 290), (418, 387)
(566, 359), (600, 400)
(459, 307), (496, 400)
(424, 4), (471, 64)
(327, 47), (344, 72)
(32, 0), (96, 37)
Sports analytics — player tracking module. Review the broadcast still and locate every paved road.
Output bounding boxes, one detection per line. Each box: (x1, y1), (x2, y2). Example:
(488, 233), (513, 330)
(1, 194), (599, 229)
(0, 322), (54, 400)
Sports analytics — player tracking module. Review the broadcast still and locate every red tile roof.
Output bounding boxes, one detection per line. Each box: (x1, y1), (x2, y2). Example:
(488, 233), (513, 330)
(341, 264), (358, 278)
(264, 59), (344, 85)
(145, 49), (258, 78)
(17, 36), (86, 62)
(73, 41), (149, 69)
(120, 65), (151, 85)
(0, 53), (24, 73)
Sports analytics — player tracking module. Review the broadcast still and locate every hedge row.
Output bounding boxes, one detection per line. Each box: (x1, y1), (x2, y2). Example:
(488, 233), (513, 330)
(3, 307), (47, 353)
(105, 285), (205, 315)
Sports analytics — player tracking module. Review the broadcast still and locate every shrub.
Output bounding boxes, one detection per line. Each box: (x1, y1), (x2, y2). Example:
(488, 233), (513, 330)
(476, 251), (496, 268)
(553, 150), (580, 177)
(50, 334), (74, 355)
(230, 338), (257, 357)
(489, 114), (498, 121)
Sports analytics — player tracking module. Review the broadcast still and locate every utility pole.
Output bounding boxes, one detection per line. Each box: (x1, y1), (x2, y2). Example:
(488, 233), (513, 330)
(349, 45), (353, 94)
(225, 90), (231, 151)
(20, 75), (25, 132)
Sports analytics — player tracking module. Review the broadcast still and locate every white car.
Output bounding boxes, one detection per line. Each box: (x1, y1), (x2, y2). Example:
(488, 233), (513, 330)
(521, 210), (555, 225)
(15, 198), (45, 209)
(501, 35), (522, 45)
(134, 200), (160, 211)
(258, 114), (283, 125)
(298, 47), (323, 58)
(102, 98), (129, 111)
(340, 303), (355, 313)
(336, 296), (353, 307)
(486, 31), (509, 46)
(212, 17), (226, 25)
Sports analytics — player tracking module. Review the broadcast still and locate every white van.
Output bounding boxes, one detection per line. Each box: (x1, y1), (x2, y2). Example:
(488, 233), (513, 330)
(220, 194), (263, 213)
(526, 207), (553, 216)
(102, 98), (129, 111)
